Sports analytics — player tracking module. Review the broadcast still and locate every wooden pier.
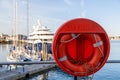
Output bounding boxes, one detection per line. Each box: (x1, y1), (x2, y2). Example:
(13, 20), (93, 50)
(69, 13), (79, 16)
(0, 63), (56, 80)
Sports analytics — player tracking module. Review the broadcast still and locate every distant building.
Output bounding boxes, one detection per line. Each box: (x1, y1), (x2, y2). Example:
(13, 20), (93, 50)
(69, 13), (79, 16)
(16, 34), (27, 40)
(0, 33), (10, 43)
(109, 36), (120, 40)
(0, 33), (27, 44)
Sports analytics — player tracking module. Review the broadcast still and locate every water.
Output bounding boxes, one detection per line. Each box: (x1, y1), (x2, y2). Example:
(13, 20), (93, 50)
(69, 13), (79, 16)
(0, 41), (120, 80)
(0, 44), (12, 62)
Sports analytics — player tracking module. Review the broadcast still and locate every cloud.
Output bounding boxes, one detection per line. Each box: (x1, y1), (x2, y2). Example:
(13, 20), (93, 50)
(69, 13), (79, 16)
(64, 0), (72, 6)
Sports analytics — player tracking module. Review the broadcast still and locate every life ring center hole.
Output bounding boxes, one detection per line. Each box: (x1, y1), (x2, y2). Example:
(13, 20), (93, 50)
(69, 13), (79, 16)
(67, 37), (94, 64)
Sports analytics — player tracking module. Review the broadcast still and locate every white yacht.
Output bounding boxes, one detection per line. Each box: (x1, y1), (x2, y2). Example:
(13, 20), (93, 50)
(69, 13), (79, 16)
(27, 20), (54, 60)
(28, 20), (54, 44)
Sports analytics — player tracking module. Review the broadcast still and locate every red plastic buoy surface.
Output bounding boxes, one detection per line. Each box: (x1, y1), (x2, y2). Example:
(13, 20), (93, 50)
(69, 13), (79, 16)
(52, 18), (110, 76)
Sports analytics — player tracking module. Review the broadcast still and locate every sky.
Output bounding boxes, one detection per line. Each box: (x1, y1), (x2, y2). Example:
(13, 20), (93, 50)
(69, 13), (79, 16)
(0, 0), (120, 36)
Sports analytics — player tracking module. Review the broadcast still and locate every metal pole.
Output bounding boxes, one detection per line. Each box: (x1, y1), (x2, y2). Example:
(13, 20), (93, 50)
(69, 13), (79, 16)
(0, 60), (120, 66)
(10, 65), (12, 71)
(106, 60), (120, 63)
(15, 65), (17, 70)
(0, 61), (56, 65)
(22, 65), (25, 72)
(74, 76), (77, 80)
(74, 76), (85, 80)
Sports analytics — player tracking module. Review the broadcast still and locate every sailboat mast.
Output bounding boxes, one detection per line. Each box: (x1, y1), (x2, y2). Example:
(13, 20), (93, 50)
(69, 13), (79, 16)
(27, 0), (29, 38)
(14, 0), (18, 45)
(13, 0), (17, 45)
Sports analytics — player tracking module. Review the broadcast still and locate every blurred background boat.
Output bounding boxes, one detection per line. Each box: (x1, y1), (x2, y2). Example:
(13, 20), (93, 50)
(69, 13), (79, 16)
(7, 20), (54, 62)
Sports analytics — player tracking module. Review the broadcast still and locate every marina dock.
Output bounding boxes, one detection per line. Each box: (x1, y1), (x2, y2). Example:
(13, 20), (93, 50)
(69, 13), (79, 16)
(0, 61), (56, 80)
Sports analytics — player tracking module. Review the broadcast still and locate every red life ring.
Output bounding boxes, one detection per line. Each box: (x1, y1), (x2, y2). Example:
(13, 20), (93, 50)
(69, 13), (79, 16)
(52, 18), (110, 76)
(57, 33), (104, 76)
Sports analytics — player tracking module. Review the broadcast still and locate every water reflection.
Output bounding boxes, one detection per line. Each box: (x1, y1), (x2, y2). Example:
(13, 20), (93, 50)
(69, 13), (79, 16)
(30, 67), (74, 80)
(30, 73), (49, 80)
(0, 44), (12, 62)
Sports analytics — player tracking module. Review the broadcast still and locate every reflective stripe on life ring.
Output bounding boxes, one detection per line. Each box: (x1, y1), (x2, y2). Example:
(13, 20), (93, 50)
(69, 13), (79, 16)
(57, 33), (104, 76)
